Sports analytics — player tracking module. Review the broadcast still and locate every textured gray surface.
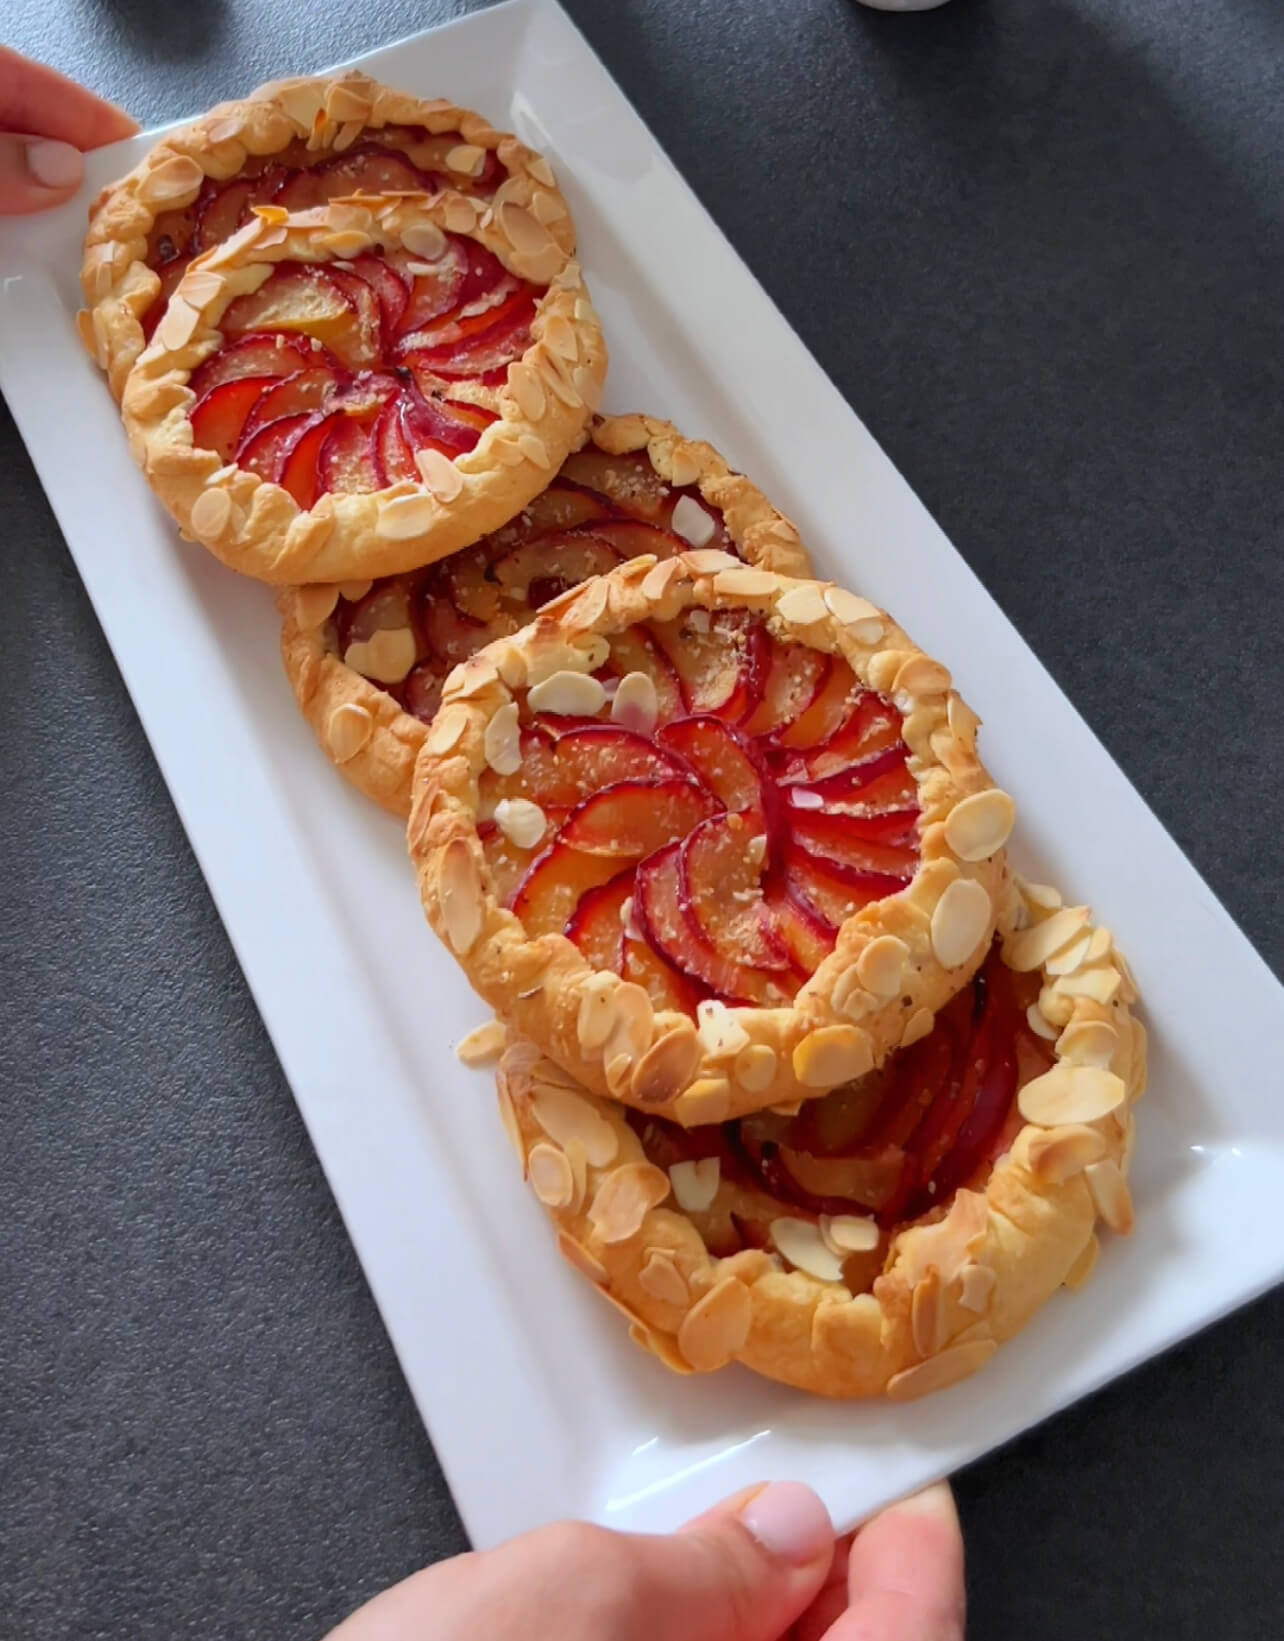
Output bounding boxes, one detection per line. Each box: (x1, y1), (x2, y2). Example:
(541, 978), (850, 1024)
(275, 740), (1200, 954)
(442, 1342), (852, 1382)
(2, 0), (1281, 1637)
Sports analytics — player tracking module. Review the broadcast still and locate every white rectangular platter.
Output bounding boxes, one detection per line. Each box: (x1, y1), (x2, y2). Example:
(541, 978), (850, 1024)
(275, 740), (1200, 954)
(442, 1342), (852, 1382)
(3, 0), (1283, 1550)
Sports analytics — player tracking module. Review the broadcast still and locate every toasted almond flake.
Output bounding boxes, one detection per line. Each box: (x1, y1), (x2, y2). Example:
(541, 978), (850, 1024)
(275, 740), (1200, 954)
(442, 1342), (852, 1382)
(483, 701), (521, 775)
(669, 1157), (721, 1212)
(343, 626), (416, 684)
(1056, 1018), (1119, 1067)
(713, 566), (778, 599)
(206, 114), (245, 145)
(771, 1218), (845, 1283)
(506, 360), (546, 421)
(189, 486), (233, 541)
(678, 1277), (752, 1370)
(543, 314), (580, 365)
(611, 671), (659, 734)
(776, 583), (829, 626)
(944, 789), (1016, 863)
(1005, 905), (1090, 971)
(527, 153), (556, 187)
(867, 648), (911, 691)
(632, 1023), (702, 1106)
(670, 494), (716, 548)
(638, 1250), (688, 1307)
(425, 703), (469, 756)
(930, 878), (992, 969)
(856, 934), (910, 998)
(957, 1263), (997, 1313)
(823, 586), (883, 637)
(663, 446), (699, 488)
(377, 493), (438, 540)
(1026, 1002), (1060, 1041)
(144, 153), (205, 202)
(326, 701), (373, 762)
(443, 196), (479, 232)
(557, 1230), (607, 1283)
(588, 1161), (670, 1243)
(670, 1077), (731, 1125)
(1053, 966), (1122, 1005)
(823, 1214), (880, 1253)
(528, 1142), (575, 1207)
(512, 432), (547, 469)
(733, 1041), (778, 1092)
(294, 583), (341, 627)
(445, 141), (486, 175)
(500, 199), (554, 257)
(1018, 878), (1062, 911)
(770, 1101), (802, 1118)
(413, 445), (463, 501)
(1018, 1063), (1127, 1128)
(639, 559), (682, 601)
(1085, 1159), (1134, 1234)
(681, 548), (740, 573)
(1046, 933), (1093, 976)
(911, 1269), (947, 1357)
(438, 838), (484, 955)
(338, 578), (372, 602)
(181, 268), (225, 309)
(320, 228), (372, 257)
(530, 1082), (618, 1167)
(1026, 1123), (1109, 1185)
(537, 352), (582, 407)
(1127, 1018), (1149, 1099)
(886, 1338), (997, 1402)
(157, 296), (200, 350)
(527, 669), (606, 717)
(902, 1007), (934, 1047)
(577, 974), (619, 1053)
(456, 1019), (506, 1067)
(564, 1139), (588, 1213)
(830, 965), (871, 1020)
(792, 1024), (873, 1089)
(1063, 1234), (1099, 1290)
(494, 797), (546, 850)
(564, 578), (608, 632)
(401, 220), (447, 260)
(324, 81), (372, 123)
(896, 655), (952, 695)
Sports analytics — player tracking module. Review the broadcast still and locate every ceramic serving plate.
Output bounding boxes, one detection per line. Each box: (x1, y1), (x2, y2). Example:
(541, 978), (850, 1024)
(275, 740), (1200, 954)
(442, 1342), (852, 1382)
(2, 0), (1281, 1549)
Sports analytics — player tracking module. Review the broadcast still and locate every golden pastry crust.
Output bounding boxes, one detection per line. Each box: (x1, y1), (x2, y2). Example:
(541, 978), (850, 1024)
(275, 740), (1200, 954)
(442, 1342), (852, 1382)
(118, 194), (606, 585)
(278, 412), (814, 818)
(496, 882), (1145, 1398)
(409, 554), (1012, 1119)
(79, 71), (576, 399)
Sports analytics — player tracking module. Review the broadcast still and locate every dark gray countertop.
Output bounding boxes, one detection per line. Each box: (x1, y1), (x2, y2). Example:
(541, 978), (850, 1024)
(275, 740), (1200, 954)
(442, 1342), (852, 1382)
(3, 1), (1281, 1636)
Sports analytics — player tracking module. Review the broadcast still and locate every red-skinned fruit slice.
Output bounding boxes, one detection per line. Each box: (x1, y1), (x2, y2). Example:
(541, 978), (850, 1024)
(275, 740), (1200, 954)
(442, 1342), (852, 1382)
(238, 411), (319, 485)
(318, 415), (381, 493)
(784, 843), (910, 929)
(324, 267), (383, 364)
(401, 390), (486, 456)
(510, 841), (623, 937)
(189, 333), (319, 395)
(559, 778), (719, 859)
(422, 590), (487, 667)
(192, 177), (257, 249)
(783, 742), (906, 796)
(622, 931), (706, 1015)
(682, 814), (791, 971)
(558, 448), (670, 520)
(742, 645), (830, 738)
(492, 535), (620, 603)
(393, 240), (469, 338)
(565, 871), (633, 971)
(763, 880), (837, 973)
(542, 726), (694, 808)
(579, 519), (687, 560)
(775, 657), (859, 750)
(517, 485), (614, 534)
(787, 808), (919, 878)
(239, 367), (337, 444)
(602, 630), (684, 720)
(401, 663), (445, 724)
(792, 759), (919, 823)
(651, 612), (752, 717)
(350, 255), (410, 335)
(220, 264), (355, 343)
(338, 581), (414, 649)
(189, 375), (278, 461)
(800, 692), (903, 779)
(634, 844), (793, 1007)
(276, 413), (339, 506)
(656, 715), (766, 815)
(911, 1023), (1018, 1216)
(373, 398), (419, 485)
(406, 291), (536, 381)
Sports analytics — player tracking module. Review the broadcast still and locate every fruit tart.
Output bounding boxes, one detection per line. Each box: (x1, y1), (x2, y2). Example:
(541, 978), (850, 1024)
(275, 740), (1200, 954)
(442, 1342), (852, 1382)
(279, 413), (811, 816)
(119, 194), (606, 585)
(409, 554), (1013, 1118)
(495, 880), (1145, 1398)
(80, 71), (574, 399)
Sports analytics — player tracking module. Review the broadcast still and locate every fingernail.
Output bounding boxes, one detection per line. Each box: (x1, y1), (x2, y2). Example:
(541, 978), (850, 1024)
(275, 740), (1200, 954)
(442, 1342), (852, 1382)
(891, 1482), (958, 1524)
(739, 1481), (833, 1565)
(26, 139), (83, 190)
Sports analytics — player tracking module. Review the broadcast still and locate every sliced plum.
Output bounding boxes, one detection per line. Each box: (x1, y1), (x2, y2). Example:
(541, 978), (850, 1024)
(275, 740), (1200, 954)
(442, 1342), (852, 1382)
(565, 870), (634, 971)
(682, 814), (790, 971)
(189, 375), (277, 462)
(559, 777), (719, 860)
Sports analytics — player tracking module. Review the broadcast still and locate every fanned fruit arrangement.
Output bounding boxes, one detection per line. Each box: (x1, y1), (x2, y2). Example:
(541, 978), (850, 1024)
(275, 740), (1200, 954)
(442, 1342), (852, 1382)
(86, 70), (1144, 1402)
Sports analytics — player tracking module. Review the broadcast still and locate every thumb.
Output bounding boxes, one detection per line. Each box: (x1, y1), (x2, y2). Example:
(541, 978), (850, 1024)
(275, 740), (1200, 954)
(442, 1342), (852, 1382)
(829, 1483), (966, 1640)
(620, 1481), (835, 1641)
(0, 133), (84, 213)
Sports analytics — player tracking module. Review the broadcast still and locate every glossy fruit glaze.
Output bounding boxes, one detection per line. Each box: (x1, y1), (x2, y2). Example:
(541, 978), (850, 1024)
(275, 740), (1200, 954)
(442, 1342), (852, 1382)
(476, 607), (922, 1013)
(145, 128), (504, 331)
(185, 235), (541, 505)
(632, 944), (1054, 1284)
(326, 446), (738, 723)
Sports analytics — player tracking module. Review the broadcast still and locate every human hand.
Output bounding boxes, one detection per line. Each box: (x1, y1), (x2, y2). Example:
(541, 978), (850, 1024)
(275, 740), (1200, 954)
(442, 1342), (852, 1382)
(0, 45), (138, 213)
(326, 1480), (964, 1641)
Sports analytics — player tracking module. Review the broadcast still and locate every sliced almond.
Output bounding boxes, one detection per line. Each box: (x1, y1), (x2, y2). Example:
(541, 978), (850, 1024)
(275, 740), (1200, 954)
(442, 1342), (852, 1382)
(483, 701), (521, 775)
(670, 1077), (731, 1125)
(542, 311), (579, 362)
(527, 669), (606, 717)
(445, 141), (486, 175)
(956, 1263), (997, 1314)
(1056, 1018), (1118, 1068)
(1026, 1123), (1108, 1185)
(506, 360), (546, 422)
(1063, 1233), (1100, 1290)
(678, 1277), (752, 1371)
(1018, 877), (1063, 911)
(669, 1157), (721, 1213)
(895, 655), (952, 696)
(526, 153), (556, 188)
(326, 701), (373, 762)
(930, 878), (992, 969)
(886, 1338), (997, 1402)
(528, 1142), (575, 1207)
(1052, 966), (1122, 1006)
(671, 494), (716, 548)
(638, 1249), (688, 1308)
(401, 220), (447, 261)
(157, 296), (201, 350)
(437, 839), (484, 955)
(1018, 1063), (1127, 1128)
(189, 486), (233, 542)
(733, 1041), (778, 1093)
(144, 153), (205, 203)
(443, 196), (479, 233)
(631, 1023), (702, 1106)
(455, 1019), (506, 1067)
(415, 445), (464, 501)
(1046, 932), (1092, 975)
(1004, 905), (1091, 972)
(775, 583), (829, 626)
(901, 1007), (934, 1047)
(1084, 1159), (1134, 1234)
(425, 703), (470, 756)
(681, 548), (739, 574)
(530, 1082), (618, 1167)
(713, 566), (777, 599)
(343, 626), (416, 685)
(943, 789), (1016, 863)
(293, 583), (341, 628)
(856, 934), (910, 998)
(588, 1161), (670, 1243)
(770, 1218), (845, 1283)
(1025, 1002), (1060, 1041)
(577, 974), (619, 1053)
(603, 981), (653, 1069)
(792, 1024), (873, 1088)
(376, 493), (438, 540)
(822, 1214), (880, 1253)
(494, 797), (546, 850)
(611, 671), (659, 734)
(500, 200), (554, 257)
(911, 1269), (947, 1357)
(696, 1000), (750, 1059)
(823, 586), (884, 640)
